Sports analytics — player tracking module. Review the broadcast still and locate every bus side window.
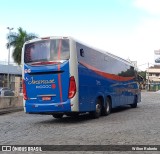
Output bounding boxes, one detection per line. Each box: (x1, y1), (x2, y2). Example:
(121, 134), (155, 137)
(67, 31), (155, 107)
(80, 48), (84, 57)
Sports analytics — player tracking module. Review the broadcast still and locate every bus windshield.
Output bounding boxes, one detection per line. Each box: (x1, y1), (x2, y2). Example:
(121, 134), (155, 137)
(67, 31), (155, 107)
(24, 39), (70, 63)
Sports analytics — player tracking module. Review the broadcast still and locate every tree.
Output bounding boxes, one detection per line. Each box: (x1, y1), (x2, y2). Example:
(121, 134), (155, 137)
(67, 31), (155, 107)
(138, 71), (146, 80)
(6, 27), (38, 65)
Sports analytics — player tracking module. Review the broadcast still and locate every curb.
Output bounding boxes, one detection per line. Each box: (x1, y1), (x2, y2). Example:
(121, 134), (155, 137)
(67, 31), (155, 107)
(0, 107), (23, 115)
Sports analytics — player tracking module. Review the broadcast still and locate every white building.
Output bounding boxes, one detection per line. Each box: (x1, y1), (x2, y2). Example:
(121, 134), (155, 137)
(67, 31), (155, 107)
(146, 66), (160, 83)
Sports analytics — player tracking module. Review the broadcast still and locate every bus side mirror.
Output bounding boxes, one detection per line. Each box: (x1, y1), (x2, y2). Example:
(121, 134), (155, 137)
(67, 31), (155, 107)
(80, 49), (84, 57)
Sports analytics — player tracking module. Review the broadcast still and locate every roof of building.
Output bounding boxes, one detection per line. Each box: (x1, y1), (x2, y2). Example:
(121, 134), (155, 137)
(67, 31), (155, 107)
(0, 64), (22, 75)
(147, 65), (160, 73)
(149, 65), (160, 68)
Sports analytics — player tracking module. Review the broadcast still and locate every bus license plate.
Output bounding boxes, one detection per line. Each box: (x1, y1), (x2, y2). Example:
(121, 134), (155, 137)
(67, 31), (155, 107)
(42, 96), (51, 101)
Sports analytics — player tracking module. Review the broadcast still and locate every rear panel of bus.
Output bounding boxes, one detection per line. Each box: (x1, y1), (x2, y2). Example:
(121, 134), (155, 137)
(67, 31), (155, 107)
(22, 37), (79, 114)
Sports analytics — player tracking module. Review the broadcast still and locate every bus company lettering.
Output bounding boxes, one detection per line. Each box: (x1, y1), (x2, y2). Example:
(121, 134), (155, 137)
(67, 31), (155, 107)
(28, 77), (55, 85)
(36, 85), (51, 89)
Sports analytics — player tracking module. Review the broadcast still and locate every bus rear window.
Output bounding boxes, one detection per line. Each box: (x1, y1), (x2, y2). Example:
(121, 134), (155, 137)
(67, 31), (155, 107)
(24, 39), (70, 63)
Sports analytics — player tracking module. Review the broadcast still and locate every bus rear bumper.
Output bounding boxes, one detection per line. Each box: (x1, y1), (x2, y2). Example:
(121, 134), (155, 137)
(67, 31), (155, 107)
(24, 100), (71, 114)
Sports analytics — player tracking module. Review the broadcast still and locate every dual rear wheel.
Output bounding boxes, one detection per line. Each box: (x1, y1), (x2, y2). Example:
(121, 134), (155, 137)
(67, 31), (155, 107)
(102, 97), (111, 116)
(52, 97), (112, 119)
(53, 96), (137, 119)
(90, 97), (111, 119)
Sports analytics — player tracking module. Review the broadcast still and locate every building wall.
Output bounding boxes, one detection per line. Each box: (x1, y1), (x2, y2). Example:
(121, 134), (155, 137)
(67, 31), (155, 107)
(15, 77), (21, 96)
(146, 67), (160, 83)
(0, 74), (7, 87)
(0, 96), (23, 109)
(0, 74), (22, 96)
(0, 62), (22, 88)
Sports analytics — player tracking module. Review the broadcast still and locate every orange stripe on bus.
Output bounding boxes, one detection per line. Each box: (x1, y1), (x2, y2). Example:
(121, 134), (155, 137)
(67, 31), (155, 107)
(79, 61), (134, 81)
(57, 39), (63, 103)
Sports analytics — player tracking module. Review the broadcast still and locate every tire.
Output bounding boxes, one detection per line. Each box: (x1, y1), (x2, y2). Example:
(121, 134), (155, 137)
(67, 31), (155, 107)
(130, 96), (138, 108)
(102, 97), (111, 116)
(52, 113), (64, 119)
(90, 99), (102, 119)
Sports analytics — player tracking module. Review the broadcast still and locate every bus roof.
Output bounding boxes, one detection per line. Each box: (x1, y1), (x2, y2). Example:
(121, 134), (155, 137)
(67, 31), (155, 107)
(72, 37), (134, 67)
(24, 36), (134, 68)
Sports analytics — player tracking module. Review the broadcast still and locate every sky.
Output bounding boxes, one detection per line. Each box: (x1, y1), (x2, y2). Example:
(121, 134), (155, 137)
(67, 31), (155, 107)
(1, 0), (160, 70)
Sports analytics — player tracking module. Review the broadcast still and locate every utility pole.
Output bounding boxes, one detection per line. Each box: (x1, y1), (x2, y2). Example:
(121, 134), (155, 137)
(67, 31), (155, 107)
(147, 62), (150, 91)
(7, 27), (14, 88)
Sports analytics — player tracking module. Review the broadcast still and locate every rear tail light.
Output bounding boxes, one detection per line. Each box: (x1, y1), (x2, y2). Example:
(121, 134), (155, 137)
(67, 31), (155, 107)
(68, 76), (76, 99)
(22, 79), (28, 100)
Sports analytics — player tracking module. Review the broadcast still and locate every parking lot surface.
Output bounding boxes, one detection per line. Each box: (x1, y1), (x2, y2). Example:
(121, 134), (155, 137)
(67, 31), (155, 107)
(0, 91), (160, 153)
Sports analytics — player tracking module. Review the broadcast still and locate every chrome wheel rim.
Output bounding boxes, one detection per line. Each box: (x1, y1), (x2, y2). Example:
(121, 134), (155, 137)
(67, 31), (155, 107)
(106, 101), (110, 113)
(96, 104), (101, 114)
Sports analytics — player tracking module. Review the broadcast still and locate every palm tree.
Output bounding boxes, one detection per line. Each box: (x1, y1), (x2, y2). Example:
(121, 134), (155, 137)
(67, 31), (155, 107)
(6, 27), (38, 65)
